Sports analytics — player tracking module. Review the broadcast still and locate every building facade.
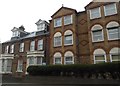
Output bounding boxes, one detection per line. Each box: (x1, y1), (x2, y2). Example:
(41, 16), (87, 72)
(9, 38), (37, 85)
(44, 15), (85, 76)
(0, 1), (120, 76)
(1, 19), (49, 76)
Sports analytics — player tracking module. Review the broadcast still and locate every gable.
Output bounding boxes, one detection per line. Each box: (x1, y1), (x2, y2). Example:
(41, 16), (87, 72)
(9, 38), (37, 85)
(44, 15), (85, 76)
(51, 7), (76, 18)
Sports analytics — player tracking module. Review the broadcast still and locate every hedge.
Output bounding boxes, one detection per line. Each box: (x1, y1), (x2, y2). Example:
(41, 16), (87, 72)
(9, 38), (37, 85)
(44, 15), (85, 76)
(27, 62), (120, 79)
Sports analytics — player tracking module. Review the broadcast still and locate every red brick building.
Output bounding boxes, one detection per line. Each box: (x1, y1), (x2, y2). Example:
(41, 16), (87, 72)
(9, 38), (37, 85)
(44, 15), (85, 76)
(0, 1), (120, 76)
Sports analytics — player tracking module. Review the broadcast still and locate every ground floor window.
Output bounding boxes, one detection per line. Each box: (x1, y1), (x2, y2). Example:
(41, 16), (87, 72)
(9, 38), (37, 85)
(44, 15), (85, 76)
(17, 59), (23, 72)
(1, 59), (12, 73)
(64, 51), (74, 64)
(28, 57), (42, 65)
(54, 57), (61, 64)
(110, 47), (120, 62)
(93, 49), (106, 64)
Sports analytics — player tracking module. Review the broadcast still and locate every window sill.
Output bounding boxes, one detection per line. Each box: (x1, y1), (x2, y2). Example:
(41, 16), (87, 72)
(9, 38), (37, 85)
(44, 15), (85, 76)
(90, 17), (101, 21)
(105, 13), (117, 17)
(92, 40), (104, 43)
(54, 46), (62, 48)
(108, 38), (120, 41)
(64, 44), (73, 46)
(54, 26), (62, 29)
(16, 71), (23, 73)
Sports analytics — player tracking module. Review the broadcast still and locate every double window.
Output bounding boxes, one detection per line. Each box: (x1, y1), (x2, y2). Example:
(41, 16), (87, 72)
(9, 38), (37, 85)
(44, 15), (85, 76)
(91, 25), (104, 42)
(104, 3), (117, 16)
(28, 57), (42, 65)
(19, 43), (24, 52)
(12, 31), (20, 37)
(89, 7), (101, 19)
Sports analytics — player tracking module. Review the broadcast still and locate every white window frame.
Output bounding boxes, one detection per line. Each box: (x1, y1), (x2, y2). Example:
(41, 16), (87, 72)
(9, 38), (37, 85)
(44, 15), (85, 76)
(64, 15), (73, 25)
(89, 7), (101, 19)
(10, 44), (14, 53)
(12, 31), (20, 37)
(17, 60), (23, 72)
(93, 49), (107, 64)
(38, 39), (43, 50)
(19, 43), (24, 52)
(54, 18), (62, 27)
(64, 30), (73, 46)
(1, 59), (12, 73)
(104, 3), (117, 16)
(30, 41), (35, 51)
(110, 47), (120, 62)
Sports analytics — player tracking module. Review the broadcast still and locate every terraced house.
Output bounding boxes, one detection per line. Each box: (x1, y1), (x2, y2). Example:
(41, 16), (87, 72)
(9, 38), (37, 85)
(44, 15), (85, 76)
(1, 19), (49, 76)
(0, 1), (120, 76)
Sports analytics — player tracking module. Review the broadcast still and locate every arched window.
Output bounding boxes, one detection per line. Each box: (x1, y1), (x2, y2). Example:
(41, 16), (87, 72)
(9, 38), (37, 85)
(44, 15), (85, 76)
(54, 32), (62, 47)
(110, 47), (120, 62)
(64, 30), (73, 45)
(91, 25), (104, 42)
(93, 49), (106, 64)
(64, 51), (74, 64)
(54, 52), (62, 64)
(106, 21), (120, 40)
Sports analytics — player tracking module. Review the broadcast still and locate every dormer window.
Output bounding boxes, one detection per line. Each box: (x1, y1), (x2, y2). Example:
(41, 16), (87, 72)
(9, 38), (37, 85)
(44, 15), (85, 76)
(12, 31), (20, 37)
(37, 23), (45, 31)
(36, 19), (49, 32)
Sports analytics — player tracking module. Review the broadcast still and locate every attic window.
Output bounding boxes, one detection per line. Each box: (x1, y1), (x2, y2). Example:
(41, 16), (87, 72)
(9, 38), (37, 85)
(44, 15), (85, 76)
(37, 23), (45, 31)
(12, 31), (20, 37)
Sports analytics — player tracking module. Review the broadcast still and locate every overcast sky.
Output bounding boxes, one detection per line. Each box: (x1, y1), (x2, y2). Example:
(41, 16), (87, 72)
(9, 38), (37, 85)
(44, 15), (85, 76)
(0, 0), (92, 43)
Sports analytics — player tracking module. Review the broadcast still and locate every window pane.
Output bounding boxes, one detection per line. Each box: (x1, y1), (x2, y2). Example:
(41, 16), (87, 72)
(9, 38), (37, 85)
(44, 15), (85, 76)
(54, 36), (61, 47)
(54, 18), (62, 27)
(92, 30), (103, 41)
(90, 7), (101, 19)
(55, 57), (61, 64)
(30, 41), (35, 51)
(37, 58), (42, 64)
(29, 57), (34, 65)
(112, 55), (120, 61)
(108, 28), (120, 39)
(64, 35), (72, 45)
(105, 3), (117, 16)
(6, 59), (12, 72)
(95, 55), (105, 60)
(64, 15), (72, 25)
(38, 40), (43, 50)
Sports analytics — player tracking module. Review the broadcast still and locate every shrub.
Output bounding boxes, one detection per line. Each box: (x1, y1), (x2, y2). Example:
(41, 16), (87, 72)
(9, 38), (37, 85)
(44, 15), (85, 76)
(27, 62), (120, 79)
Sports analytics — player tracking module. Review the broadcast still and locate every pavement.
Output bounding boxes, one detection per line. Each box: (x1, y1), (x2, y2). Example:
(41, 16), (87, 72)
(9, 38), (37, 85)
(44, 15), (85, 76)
(1, 75), (120, 86)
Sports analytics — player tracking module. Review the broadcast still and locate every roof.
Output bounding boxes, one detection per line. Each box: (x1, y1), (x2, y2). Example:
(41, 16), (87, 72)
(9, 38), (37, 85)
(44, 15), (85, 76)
(51, 6), (77, 18)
